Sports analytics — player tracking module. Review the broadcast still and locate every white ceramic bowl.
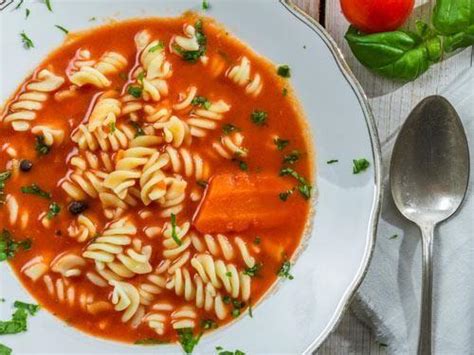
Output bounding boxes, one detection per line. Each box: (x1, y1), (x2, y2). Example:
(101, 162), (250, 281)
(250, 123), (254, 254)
(0, 1), (382, 353)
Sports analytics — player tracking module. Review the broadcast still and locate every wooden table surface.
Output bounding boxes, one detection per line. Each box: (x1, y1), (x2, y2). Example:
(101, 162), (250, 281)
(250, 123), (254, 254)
(292, 0), (474, 353)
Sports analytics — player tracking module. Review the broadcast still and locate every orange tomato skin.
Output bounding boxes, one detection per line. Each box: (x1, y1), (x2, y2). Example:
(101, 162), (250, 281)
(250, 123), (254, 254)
(341, 0), (415, 33)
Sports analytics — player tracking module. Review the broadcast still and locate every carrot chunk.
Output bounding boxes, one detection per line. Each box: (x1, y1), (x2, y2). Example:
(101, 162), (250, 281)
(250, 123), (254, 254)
(193, 173), (296, 233)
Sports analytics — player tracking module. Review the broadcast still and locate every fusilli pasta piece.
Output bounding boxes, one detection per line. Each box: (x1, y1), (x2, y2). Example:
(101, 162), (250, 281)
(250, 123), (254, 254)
(43, 275), (95, 310)
(226, 56), (263, 97)
(212, 132), (248, 159)
(70, 151), (114, 172)
(171, 24), (200, 55)
(173, 86), (197, 111)
(143, 302), (173, 335)
(71, 122), (135, 152)
(165, 146), (210, 181)
(109, 280), (141, 322)
(187, 100), (230, 138)
(51, 253), (87, 277)
(171, 305), (198, 329)
(61, 169), (107, 200)
(31, 125), (65, 147)
(67, 214), (97, 243)
(2, 69), (65, 131)
(154, 116), (192, 147)
(21, 256), (49, 282)
(87, 97), (121, 132)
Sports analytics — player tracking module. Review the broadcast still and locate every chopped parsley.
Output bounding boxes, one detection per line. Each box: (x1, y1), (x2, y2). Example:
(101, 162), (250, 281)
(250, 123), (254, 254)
(108, 121), (116, 134)
(282, 88), (288, 96)
(20, 31), (34, 49)
(243, 262), (262, 277)
(217, 348), (246, 355)
(55, 25), (69, 34)
(202, 0), (210, 10)
(136, 71), (145, 84)
(277, 65), (291, 78)
(46, 202), (61, 220)
(191, 96), (211, 109)
(15, 0), (24, 10)
(274, 137), (290, 151)
(389, 234), (398, 240)
(0, 300), (39, 335)
(353, 158), (370, 174)
(222, 123), (240, 135)
(253, 236), (261, 245)
(248, 300), (253, 318)
(25, 8), (30, 19)
(134, 338), (169, 345)
(174, 19), (207, 63)
(0, 230), (32, 262)
(129, 121), (144, 137)
(35, 135), (51, 155)
(127, 85), (143, 98)
(170, 213), (182, 246)
(21, 184), (51, 200)
(225, 271), (232, 277)
(200, 319), (218, 330)
(148, 41), (164, 53)
(279, 167), (312, 200)
(196, 180), (208, 188)
(327, 159), (339, 164)
(232, 158), (248, 171)
(0, 344), (12, 355)
(250, 110), (267, 126)
(0, 171), (11, 205)
(277, 260), (294, 280)
(279, 189), (294, 202)
(177, 328), (202, 354)
(283, 150), (301, 164)
(44, 0), (52, 11)
(89, 17), (97, 21)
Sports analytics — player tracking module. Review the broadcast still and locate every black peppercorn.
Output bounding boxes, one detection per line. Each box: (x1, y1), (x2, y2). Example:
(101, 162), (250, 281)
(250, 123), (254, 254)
(20, 160), (33, 172)
(68, 201), (88, 215)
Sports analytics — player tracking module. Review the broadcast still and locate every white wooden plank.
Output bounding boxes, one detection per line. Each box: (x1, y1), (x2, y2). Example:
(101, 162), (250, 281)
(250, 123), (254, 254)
(293, 0), (320, 22)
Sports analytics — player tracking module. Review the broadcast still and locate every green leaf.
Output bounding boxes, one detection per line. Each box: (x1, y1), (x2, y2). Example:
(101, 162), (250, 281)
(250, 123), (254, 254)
(279, 167), (312, 200)
(274, 137), (289, 151)
(345, 26), (442, 81)
(243, 262), (262, 277)
(148, 41), (164, 53)
(35, 135), (51, 155)
(352, 158), (370, 174)
(0, 301), (38, 335)
(283, 150), (301, 164)
(200, 319), (218, 330)
(15, 0), (24, 10)
(129, 121), (144, 137)
(326, 159), (338, 164)
(127, 85), (142, 98)
(13, 301), (39, 316)
(46, 202), (61, 220)
(277, 64), (291, 78)
(202, 0), (210, 10)
(20, 31), (34, 49)
(25, 8), (30, 19)
(55, 25), (69, 34)
(0, 230), (32, 262)
(170, 213), (182, 246)
(44, 0), (52, 11)
(0, 343), (12, 355)
(433, 0), (473, 35)
(176, 20), (207, 63)
(250, 110), (267, 126)
(177, 328), (202, 354)
(21, 184), (51, 199)
(222, 123), (240, 135)
(232, 158), (248, 171)
(279, 189), (294, 201)
(277, 260), (294, 280)
(217, 349), (246, 355)
(191, 96), (211, 109)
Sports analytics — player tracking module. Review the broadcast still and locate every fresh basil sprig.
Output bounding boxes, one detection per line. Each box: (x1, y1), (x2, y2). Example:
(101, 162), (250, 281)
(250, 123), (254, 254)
(345, 0), (473, 81)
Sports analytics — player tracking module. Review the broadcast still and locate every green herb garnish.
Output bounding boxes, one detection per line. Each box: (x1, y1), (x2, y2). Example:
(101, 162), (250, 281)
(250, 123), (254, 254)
(389, 234), (398, 240)
(127, 85), (143, 98)
(15, 0), (24, 10)
(170, 213), (182, 246)
(0, 343), (12, 355)
(217, 349), (246, 355)
(35, 135), (51, 155)
(21, 184), (51, 200)
(277, 65), (291, 78)
(129, 121), (144, 137)
(13, 301), (39, 316)
(250, 110), (267, 126)
(108, 121), (116, 134)
(0, 171), (11, 205)
(20, 31), (34, 49)
(46, 202), (60, 220)
(222, 123), (240, 135)
(0, 301), (38, 335)
(191, 96), (211, 109)
(202, 0), (210, 10)
(44, 0), (52, 11)
(274, 137), (289, 151)
(232, 158), (248, 171)
(148, 41), (164, 53)
(25, 8), (30, 19)
(134, 338), (169, 345)
(200, 319), (218, 330)
(283, 150), (301, 164)
(253, 236), (261, 245)
(279, 189), (294, 202)
(352, 158), (370, 174)
(243, 262), (262, 277)
(327, 159), (339, 164)
(0, 230), (32, 262)
(177, 328), (202, 354)
(277, 260), (294, 280)
(175, 20), (207, 63)
(279, 167), (312, 200)
(55, 25), (69, 34)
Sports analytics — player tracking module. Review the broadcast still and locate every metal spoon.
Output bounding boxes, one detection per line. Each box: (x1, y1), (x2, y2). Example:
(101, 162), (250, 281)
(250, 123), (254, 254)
(390, 95), (470, 355)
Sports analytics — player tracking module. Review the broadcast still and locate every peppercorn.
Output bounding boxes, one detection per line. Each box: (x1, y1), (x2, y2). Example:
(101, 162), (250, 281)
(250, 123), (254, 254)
(20, 160), (33, 172)
(68, 201), (88, 215)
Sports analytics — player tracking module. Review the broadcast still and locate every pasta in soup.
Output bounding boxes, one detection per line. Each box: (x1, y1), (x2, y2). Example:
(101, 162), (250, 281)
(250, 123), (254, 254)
(0, 13), (313, 346)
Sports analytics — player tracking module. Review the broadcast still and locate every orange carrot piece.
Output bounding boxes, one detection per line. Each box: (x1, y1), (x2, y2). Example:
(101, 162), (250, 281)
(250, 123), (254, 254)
(193, 173), (296, 233)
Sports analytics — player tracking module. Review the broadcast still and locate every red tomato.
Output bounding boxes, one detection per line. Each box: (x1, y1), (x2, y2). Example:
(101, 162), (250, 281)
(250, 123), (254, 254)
(341, 0), (415, 33)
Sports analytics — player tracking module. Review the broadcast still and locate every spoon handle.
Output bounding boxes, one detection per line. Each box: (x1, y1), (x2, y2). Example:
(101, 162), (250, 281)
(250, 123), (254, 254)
(418, 224), (435, 355)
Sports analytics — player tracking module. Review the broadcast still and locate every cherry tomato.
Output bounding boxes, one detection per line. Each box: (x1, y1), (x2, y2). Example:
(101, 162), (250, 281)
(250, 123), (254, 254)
(341, 0), (415, 33)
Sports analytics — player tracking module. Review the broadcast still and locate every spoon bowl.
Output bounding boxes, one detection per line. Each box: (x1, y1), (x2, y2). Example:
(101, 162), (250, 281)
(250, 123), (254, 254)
(390, 95), (470, 355)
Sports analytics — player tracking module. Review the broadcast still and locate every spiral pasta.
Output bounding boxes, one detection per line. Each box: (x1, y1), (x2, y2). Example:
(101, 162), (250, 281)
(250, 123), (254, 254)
(21, 256), (49, 282)
(61, 169), (107, 200)
(69, 51), (128, 88)
(67, 214), (97, 243)
(70, 151), (114, 173)
(171, 305), (198, 329)
(226, 56), (263, 97)
(31, 125), (65, 147)
(154, 116), (192, 147)
(187, 100), (231, 138)
(143, 302), (174, 334)
(212, 132), (248, 159)
(141, 40), (173, 80)
(171, 24), (200, 55)
(165, 146), (210, 181)
(109, 280), (141, 322)
(71, 122), (135, 152)
(50, 253), (87, 277)
(2, 69), (65, 131)
(173, 86), (197, 111)
(87, 97), (122, 132)
(43, 274), (96, 311)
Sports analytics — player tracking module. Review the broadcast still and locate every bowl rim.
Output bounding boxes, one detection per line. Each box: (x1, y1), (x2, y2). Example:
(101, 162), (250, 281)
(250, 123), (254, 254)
(281, 1), (383, 352)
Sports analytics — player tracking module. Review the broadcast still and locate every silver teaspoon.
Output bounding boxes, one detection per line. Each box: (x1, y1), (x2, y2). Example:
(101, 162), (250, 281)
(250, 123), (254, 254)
(390, 95), (470, 355)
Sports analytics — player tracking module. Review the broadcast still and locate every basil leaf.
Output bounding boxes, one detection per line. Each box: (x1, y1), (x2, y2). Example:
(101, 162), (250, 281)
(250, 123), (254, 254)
(0, 343), (12, 355)
(433, 0), (473, 35)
